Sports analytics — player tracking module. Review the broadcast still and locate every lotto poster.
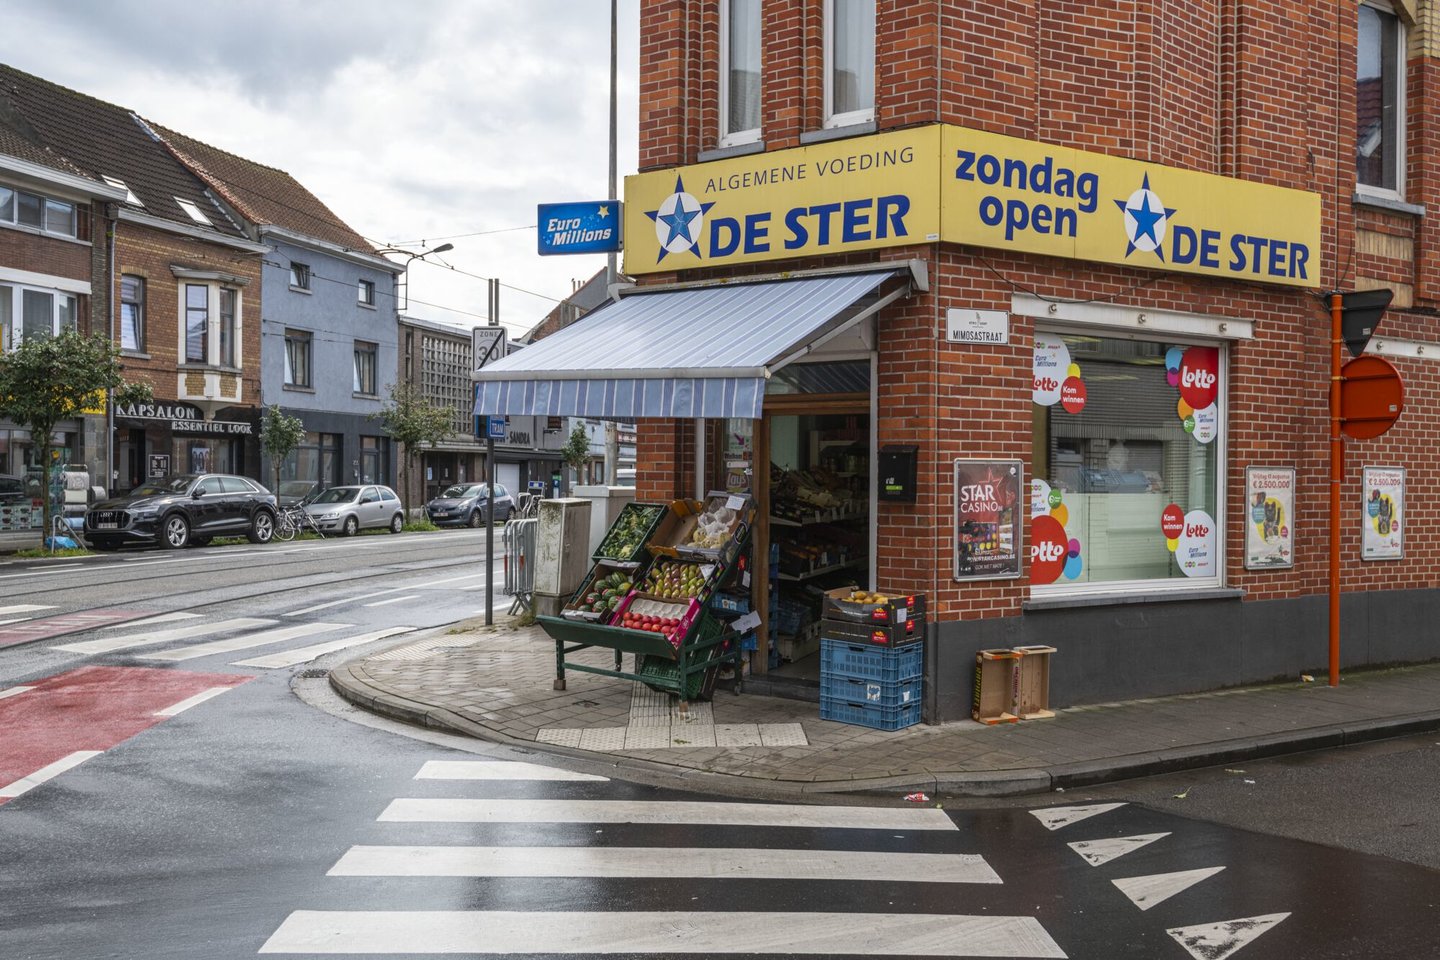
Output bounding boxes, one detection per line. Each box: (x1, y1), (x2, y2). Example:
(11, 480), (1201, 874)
(1244, 467), (1294, 570)
(1361, 466), (1404, 561)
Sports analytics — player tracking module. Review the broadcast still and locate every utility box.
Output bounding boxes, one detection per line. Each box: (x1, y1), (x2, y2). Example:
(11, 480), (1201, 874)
(1012, 645), (1056, 720)
(972, 649), (1021, 724)
(533, 497), (593, 617)
(571, 484), (636, 556)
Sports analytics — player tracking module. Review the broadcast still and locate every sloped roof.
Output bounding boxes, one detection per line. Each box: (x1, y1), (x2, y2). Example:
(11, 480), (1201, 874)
(0, 62), (243, 237)
(0, 93), (90, 178)
(152, 122), (377, 253)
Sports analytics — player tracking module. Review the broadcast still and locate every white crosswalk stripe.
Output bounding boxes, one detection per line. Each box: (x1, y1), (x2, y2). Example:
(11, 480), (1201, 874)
(137, 622), (348, 662)
(53, 617), (275, 654)
(231, 627), (416, 668)
(259, 760), (1073, 957)
(0, 604), (55, 616)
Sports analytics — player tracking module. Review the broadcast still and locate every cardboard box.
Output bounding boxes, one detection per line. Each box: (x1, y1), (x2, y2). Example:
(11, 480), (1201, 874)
(646, 498), (704, 559)
(821, 587), (927, 627)
(820, 614), (924, 647)
(674, 491), (755, 561)
(973, 649), (1021, 724)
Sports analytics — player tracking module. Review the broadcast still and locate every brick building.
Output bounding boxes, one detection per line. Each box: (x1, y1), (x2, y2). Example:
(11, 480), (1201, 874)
(475, 1), (1440, 720)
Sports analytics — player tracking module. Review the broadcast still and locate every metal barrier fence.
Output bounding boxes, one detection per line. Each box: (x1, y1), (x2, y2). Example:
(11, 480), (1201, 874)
(503, 516), (538, 615)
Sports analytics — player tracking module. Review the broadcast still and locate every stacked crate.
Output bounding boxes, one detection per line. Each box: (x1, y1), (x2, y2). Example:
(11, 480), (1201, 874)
(818, 592), (926, 730)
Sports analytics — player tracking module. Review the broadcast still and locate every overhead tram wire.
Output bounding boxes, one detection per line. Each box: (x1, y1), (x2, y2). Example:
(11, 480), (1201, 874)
(407, 257), (566, 304)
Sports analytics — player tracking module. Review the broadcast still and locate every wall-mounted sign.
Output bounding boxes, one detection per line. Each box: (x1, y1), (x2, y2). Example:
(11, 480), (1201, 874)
(954, 459), (1023, 580)
(172, 419), (252, 436)
(1244, 467), (1294, 570)
(624, 124), (1320, 287)
(946, 309), (1009, 345)
(148, 454), (170, 478)
(116, 401), (204, 422)
(537, 200), (622, 255)
(1361, 466), (1404, 560)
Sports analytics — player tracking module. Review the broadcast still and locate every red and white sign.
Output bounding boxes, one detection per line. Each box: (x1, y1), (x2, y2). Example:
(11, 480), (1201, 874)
(1032, 334), (1070, 406)
(1160, 503), (1185, 540)
(1176, 509), (1217, 578)
(1030, 514), (1069, 585)
(1060, 376), (1087, 414)
(1178, 346), (1219, 410)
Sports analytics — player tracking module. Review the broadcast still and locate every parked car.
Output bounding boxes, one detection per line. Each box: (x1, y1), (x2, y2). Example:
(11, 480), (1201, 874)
(0, 474), (31, 504)
(84, 473), (278, 550)
(275, 479), (319, 508)
(302, 484), (405, 536)
(425, 482), (515, 527)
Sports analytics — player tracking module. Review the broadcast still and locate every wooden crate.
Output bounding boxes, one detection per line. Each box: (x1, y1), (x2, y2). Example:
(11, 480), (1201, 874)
(972, 649), (1020, 724)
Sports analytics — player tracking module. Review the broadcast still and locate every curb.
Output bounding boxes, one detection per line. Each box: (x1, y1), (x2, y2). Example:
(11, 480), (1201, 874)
(328, 652), (1440, 801)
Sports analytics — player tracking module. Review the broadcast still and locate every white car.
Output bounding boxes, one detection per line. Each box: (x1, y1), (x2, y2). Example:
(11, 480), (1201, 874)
(302, 484), (405, 536)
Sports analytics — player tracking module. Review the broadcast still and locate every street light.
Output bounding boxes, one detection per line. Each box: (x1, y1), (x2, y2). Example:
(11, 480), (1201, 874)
(377, 242), (455, 312)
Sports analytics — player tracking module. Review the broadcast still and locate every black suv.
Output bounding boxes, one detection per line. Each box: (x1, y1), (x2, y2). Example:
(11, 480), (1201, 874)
(85, 474), (278, 550)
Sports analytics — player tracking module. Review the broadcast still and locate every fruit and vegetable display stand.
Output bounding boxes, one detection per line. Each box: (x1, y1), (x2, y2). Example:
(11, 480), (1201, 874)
(537, 494), (756, 709)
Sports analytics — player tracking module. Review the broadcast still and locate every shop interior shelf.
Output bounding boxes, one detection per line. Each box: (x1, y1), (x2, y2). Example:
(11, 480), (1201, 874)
(769, 511), (867, 528)
(777, 559), (864, 582)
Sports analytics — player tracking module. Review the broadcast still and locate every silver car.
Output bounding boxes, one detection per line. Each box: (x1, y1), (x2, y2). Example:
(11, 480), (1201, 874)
(302, 484), (405, 536)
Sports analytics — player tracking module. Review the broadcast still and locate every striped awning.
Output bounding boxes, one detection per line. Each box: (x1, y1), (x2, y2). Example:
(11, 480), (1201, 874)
(473, 271), (899, 420)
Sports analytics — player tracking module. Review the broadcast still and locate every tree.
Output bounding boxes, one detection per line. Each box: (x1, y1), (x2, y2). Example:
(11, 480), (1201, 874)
(259, 405), (305, 491)
(0, 330), (152, 541)
(373, 381), (452, 515)
(561, 421), (591, 489)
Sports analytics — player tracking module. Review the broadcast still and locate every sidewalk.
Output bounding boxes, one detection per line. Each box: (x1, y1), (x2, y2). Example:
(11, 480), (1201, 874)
(329, 618), (1440, 798)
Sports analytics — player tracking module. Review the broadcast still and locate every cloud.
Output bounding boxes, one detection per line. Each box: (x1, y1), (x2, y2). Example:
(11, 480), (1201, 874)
(1, 0), (641, 332)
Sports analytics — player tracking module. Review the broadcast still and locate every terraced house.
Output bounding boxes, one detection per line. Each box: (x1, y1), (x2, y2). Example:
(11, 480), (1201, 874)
(475, 0), (1440, 720)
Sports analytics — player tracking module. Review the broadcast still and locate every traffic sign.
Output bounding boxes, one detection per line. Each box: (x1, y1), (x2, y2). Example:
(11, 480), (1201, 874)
(472, 326), (508, 375)
(487, 416), (506, 441)
(1340, 355), (1404, 440)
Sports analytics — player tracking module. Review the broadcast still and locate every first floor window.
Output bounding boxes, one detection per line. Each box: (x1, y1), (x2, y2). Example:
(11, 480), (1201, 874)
(1357, 1), (1405, 194)
(1, 284), (78, 349)
(720, 0), (761, 145)
(121, 275), (145, 351)
(218, 287), (237, 367)
(290, 262), (311, 290)
(285, 330), (312, 388)
(825, 0), (875, 127)
(358, 278), (376, 305)
(353, 340), (378, 395)
(1030, 331), (1222, 590)
(185, 284), (208, 362)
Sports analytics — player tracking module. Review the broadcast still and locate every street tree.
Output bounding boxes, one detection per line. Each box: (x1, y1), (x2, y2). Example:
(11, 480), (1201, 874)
(259, 404), (305, 492)
(561, 421), (590, 490)
(0, 330), (152, 541)
(373, 381), (452, 515)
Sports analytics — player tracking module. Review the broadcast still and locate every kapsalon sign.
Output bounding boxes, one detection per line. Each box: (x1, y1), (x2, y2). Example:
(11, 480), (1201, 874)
(623, 125), (1320, 288)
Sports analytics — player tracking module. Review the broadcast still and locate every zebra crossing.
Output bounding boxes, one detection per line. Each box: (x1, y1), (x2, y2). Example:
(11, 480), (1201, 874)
(259, 759), (1067, 958)
(49, 616), (415, 669)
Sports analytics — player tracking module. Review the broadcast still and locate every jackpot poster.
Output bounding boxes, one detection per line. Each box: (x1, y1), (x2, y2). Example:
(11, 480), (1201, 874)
(1244, 467), (1294, 570)
(954, 459), (1023, 580)
(1362, 466), (1404, 560)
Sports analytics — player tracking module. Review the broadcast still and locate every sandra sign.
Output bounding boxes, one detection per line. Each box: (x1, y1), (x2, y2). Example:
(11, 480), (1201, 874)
(537, 201), (622, 255)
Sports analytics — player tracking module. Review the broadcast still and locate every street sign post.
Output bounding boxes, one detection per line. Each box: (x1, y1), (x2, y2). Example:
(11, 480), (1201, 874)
(471, 326), (508, 627)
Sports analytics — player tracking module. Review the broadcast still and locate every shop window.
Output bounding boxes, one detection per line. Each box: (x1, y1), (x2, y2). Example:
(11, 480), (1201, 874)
(1030, 332), (1222, 592)
(824, 0), (875, 128)
(121, 275), (145, 352)
(184, 283), (208, 362)
(354, 340), (378, 396)
(284, 329), (312, 388)
(720, 0), (761, 146)
(219, 287), (237, 368)
(1357, 1), (1406, 197)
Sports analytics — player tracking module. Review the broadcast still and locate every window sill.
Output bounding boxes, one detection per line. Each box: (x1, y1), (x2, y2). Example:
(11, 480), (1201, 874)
(698, 140), (766, 163)
(1353, 192), (1425, 217)
(179, 362), (242, 374)
(352, 392), (379, 400)
(358, 301), (377, 311)
(288, 285), (313, 295)
(800, 120), (877, 146)
(121, 350), (152, 360)
(1022, 586), (1244, 612)
(282, 384), (316, 394)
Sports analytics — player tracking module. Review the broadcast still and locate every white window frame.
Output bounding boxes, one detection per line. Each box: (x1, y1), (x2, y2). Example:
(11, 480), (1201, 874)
(719, 0), (762, 147)
(353, 340), (378, 396)
(120, 274), (145, 352)
(1356, 0), (1407, 202)
(0, 281), (78, 351)
(176, 282), (243, 368)
(0, 182), (78, 239)
(823, 0), (876, 129)
(290, 261), (312, 292)
(1028, 325), (1228, 601)
(174, 197), (213, 226)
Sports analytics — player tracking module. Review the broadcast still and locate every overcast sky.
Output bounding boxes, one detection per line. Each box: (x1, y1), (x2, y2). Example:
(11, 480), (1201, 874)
(2, 0), (640, 335)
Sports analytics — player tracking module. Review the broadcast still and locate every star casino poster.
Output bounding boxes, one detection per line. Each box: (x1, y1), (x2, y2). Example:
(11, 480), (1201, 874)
(954, 460), (1023, 580)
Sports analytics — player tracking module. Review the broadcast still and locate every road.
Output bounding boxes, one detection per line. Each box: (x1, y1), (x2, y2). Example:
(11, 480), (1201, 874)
(2, 534), (1439, 959)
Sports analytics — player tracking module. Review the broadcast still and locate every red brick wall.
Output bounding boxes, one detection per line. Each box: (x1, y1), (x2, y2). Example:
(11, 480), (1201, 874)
(634, 1), (1440, 623)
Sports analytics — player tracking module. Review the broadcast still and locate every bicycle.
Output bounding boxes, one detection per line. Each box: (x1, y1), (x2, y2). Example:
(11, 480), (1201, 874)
(274, 504), (324, 541)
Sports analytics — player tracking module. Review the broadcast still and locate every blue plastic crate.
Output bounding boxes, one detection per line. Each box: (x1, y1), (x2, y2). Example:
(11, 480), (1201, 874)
(737, 630), (758, 652)
(820, 696), (922, 730)
(710, 592), (751, 614)
(821, 674), (921, 708)
(820, 639), (923, 683)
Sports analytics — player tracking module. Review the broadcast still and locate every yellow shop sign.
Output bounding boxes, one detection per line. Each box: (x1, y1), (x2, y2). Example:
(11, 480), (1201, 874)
(623, 124), (1320, 288)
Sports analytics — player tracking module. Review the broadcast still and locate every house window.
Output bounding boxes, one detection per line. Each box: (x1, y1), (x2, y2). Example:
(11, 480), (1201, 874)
(120, 275), (145, 352)
(824, 0), (875, 128)
(1357, 2), (1405, 196)
(0, 285), (78, 348)
(1030, 332), (1223, 593)
(218, 287), (237, 368)
(184, 283), (208, 362)
(353, 340), (378, 395)
(174, 197), (213, 225)
(290, 262), (311, 291)
(285, 329), (312, 388)
(358, 278), (376, 306)
(720, 0), (761, 146)
(0, 183), (77, 238)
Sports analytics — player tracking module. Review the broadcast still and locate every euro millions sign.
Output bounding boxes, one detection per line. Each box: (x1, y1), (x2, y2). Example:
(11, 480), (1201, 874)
(537, 201), (622, 256)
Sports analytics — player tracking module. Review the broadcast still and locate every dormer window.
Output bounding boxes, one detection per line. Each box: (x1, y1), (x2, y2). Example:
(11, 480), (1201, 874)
(102, 176), (142, 207)
(174, 197), (213, 225)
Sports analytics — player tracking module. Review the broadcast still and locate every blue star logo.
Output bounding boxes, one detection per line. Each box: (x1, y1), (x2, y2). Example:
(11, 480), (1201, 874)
(1114, 173), (1177, 260)
(644, 176), (715, 262)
